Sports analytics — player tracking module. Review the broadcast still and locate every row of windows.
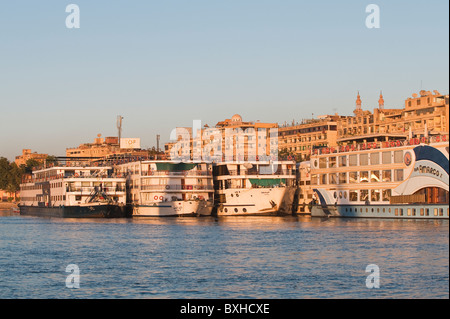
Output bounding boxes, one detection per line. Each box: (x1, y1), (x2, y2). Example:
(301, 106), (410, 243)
(343, 207), (449, 217)
(311, 169), (403, 185)
(22, 195), (66, 202)
(331, 189), (391, 202)
(315, 150), (405, 169)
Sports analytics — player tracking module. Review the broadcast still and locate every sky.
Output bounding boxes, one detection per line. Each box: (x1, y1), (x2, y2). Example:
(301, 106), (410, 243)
(0, 0), (448, 161)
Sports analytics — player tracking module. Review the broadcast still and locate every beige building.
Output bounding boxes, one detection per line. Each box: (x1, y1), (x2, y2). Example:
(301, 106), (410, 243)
(15, 149), (48, 166)
(165, 114), (278, 162)
(278, 115), (345, 161)
(337, 90), (449, 144)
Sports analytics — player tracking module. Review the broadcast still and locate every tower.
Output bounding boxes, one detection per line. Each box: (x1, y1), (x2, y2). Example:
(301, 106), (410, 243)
(378, 91), (384, 109)
(117, 115), (123, 142)
(356, 91), (362, 110)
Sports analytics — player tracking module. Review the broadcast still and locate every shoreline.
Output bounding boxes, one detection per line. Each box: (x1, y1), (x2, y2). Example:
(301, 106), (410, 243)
(0, 202), (18, 209)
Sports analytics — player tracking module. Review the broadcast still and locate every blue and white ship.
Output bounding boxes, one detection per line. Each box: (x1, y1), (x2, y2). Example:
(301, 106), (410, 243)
(309, 134), (449, 219)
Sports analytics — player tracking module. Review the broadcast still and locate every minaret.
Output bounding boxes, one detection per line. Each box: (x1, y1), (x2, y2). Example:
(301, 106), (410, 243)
(378, 91), (384, 109)
(354, 91), (362, 114)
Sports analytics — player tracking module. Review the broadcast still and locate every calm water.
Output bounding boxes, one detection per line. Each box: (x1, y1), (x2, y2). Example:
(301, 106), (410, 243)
(0, 210), (448, 299)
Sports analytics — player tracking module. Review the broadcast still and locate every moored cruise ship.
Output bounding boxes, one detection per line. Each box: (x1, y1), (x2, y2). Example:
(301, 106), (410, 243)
(309, 134), (449, 219)
(213, 161), (297, 216)
(19, 166), (129, 218)
(116, 161), (214, 217)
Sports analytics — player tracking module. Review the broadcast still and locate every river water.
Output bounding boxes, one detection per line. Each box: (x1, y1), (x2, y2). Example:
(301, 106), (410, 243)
(0, 210), (448, 299)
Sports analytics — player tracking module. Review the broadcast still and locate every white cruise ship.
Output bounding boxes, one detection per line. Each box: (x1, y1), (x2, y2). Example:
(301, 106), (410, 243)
(19, 166), (129, 218)
(116, 161), (214, 217)
(212, 161), (297, 216)
(308, 134), (449, 219)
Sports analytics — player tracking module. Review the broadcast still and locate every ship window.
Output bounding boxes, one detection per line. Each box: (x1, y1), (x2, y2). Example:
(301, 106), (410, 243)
(407, 208), (411, 216)
(339, 156), (347, 167)
(382, 151), (391, 164)
(370, 152), (380, 165)
(382, 170), (392, 182)
(394, 169), (404, 182)
(329, 173), (337, 184)
(349, 191), (358, 201)
(394, 151), (403, 163)
(361, 190), (369, 202)
(349, 154), (358, 166)
(319, 158), (327, 169)
(371, 171), (380, 183)
(439, 209), (444, 216)
(412, 208), (416, 216)
(311, 174), (318, 185)
(426, 209), (429, 216)
(360, 171), (369, 183)
(371, 190), (381, 202)
(320, 174), (327, 185)
(339, 172), (347, 184)
(395, 208), (398, 216)
(329, 157), (337, 168)
(75, 195), (81, 201)
(420, 208), (424, 216)
(400, 209), (403, 216)
(360, 154), (369, 166)
(382, 189), (391, 202)
(349, 172), (358, 184)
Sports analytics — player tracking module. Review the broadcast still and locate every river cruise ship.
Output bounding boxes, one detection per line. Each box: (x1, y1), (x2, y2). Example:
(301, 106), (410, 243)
(212, 161), (297, 216)
(19, 166), (129, 218)
(309, 134), (449, 219)
(116, 161), (214, 217)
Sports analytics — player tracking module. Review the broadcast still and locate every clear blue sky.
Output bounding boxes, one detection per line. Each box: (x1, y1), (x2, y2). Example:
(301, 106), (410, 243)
(0, 0), (448, 161)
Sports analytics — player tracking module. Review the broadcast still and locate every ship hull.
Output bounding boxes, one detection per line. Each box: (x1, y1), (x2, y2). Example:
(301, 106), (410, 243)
(311, 204), (449, 219)
(132, 200), (214, 217)
(215, 187), (296, 216)
(19, 204), (131, 218)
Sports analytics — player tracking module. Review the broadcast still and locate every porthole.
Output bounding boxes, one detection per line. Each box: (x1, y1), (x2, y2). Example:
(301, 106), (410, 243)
(243, 208), (247, 213)
(234, 208), (238, 213)
(224, 208), (228, 213)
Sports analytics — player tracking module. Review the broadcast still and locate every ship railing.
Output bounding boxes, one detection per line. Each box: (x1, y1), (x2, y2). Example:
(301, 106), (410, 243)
(140, 185), (214, 191)
(227, 169), (295, 176)
(312, 134), (449, 156)
(140, 170), (212, 177)
(66, 186), (126, 193)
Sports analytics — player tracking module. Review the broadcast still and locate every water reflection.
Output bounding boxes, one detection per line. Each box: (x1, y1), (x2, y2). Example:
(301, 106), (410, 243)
(0, 209), (448, 298)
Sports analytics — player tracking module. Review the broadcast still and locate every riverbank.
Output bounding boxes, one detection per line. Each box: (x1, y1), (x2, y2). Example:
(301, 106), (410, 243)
(0, 202), (18, 209)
